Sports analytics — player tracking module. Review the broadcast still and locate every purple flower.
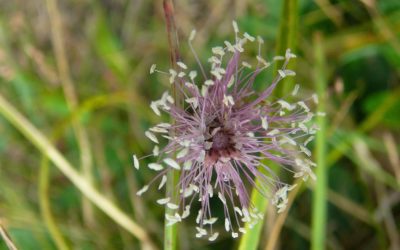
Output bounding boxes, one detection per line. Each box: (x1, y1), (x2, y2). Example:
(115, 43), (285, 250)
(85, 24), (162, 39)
(134, 22), (318, 241)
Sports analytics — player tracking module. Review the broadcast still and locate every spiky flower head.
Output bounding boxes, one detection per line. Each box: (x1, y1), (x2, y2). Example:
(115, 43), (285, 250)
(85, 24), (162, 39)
(134, 21), (319, 241)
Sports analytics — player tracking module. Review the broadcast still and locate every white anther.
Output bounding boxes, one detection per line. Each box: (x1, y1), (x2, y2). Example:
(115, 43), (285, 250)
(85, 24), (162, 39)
(163, 158), (180, 170)
(150, 64), (156, 74)
(145, 131), (159, 144)
(136, 185), (148, 196)
(132, 154), (139, 170)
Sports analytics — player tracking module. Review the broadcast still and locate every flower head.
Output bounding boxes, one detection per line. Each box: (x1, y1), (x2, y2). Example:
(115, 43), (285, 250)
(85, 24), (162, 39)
(134, 22), (318, 241)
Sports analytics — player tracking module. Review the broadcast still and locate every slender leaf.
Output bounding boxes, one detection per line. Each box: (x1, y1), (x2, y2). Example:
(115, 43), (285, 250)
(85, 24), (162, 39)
(311, 32), (328, 250)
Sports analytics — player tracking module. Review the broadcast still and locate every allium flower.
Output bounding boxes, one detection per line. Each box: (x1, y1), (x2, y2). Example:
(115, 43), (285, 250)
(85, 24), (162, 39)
(133, 21), (319, 241)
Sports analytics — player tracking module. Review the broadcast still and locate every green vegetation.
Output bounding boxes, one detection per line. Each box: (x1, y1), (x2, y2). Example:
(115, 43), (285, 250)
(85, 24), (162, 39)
(0, 0), (399, 249)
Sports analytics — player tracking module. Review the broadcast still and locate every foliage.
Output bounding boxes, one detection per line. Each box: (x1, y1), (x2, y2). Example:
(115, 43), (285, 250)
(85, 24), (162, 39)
(0, 0), (399, 249)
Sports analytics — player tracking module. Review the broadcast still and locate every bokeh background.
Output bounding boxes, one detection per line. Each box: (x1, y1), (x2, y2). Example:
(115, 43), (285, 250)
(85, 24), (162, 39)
(0, 0), (399, 249)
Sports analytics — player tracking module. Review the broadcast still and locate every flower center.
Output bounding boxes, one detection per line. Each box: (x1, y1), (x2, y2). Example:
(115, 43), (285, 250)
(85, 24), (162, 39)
(212, 131), (231, 150)
(205, 127), (237, 163)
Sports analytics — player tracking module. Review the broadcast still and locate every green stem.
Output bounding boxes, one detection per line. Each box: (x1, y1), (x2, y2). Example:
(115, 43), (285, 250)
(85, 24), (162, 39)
(39, 157), (70, 250)
(311, 32), (328, 250)
(163, 0), (181, 249)
(164, 170), (178, 250)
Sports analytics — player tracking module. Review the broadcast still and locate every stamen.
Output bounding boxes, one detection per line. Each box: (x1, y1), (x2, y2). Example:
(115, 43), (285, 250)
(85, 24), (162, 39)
(261, 116), (268, 130)
(227, 75), (235, 88)
(185, 97), (198, 109)
(163, 158), (181, 170)
(149, 64), (157, 74)
(273, 55), (285, 61)
(204, 217), (218, 225)
(292, 84), (300, 96)
(208, 232), (219, 241)
(148, 163), (163, 171)
(157, 197), (170, 205)
(145, 131), (159, 144)
(182, 205), (191, 218)
(189, 29), (196, 41)
(169, 69), (177, 83)
(204, 80), (215, 86)
(177, 61), (187, 69)
(153, 146), (159, 156)
(312, 94), (319, 104)
(167, 203), (179, 209)
(177, 147), (189, 158)
(136, 185), (149, 196)
(150, 101), (161, 116)
(232, 20), (239, 33)
(285, 48), (297, 59)
(158, 175), (167, 189)
(256, 56), (270, 68)
(224, 41), (235, 52)
(132, 154), (139, 170)
(244, 32), (255, 42)
(212, 46), (225, 56)
(189, 70), (197, 80)
(225, 218), (230, 232)
(242, 61), (252, 68)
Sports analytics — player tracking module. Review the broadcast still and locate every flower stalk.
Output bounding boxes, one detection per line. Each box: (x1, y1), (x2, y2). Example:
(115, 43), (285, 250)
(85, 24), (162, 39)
(163, 0), (181, 249)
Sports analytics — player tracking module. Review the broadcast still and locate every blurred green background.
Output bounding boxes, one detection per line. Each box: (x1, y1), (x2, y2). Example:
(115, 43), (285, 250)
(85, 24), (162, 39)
(0, 0), (399, 249)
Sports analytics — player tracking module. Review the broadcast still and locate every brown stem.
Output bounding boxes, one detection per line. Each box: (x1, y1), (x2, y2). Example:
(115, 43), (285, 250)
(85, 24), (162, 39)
(163, 0), (181, 66)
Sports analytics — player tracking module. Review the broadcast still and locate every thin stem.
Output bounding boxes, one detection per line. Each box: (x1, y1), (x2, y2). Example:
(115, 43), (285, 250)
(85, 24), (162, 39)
(39, 156), (70, 250)
(163, 0), (181, 66)
(45, 0), (94, 226)
(0, 93), (157, 250)
(311, 32), (328, 250)
(164, 170), (178, 250)
(163, 1), (181, 249)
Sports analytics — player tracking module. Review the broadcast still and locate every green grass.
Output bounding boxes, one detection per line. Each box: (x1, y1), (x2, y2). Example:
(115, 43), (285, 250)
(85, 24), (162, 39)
(311, 32), (328, 250)
(0, 0), (399, 249)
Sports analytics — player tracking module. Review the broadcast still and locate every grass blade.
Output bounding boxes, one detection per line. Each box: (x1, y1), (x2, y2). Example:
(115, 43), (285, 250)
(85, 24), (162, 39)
(238, 1), (298, 249)
(311, 32), (328, 250)
(0, 93), (157, 250)
(238, 177), (269, 250)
